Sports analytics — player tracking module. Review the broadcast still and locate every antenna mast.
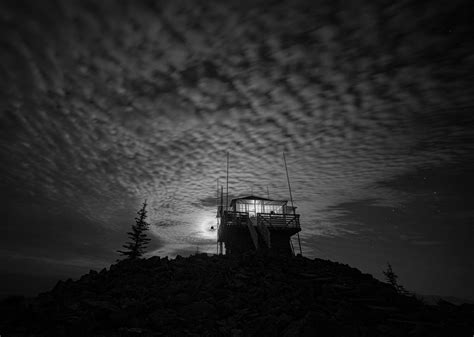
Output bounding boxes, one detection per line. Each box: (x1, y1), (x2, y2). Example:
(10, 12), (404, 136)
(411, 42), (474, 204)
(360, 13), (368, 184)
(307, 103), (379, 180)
(220, 186), (224, 216)
(216, 178), (219, 254)
(219, 185), (224, 254)
(226, 152), (229, 211)
(283, 152), (294, 212)
(216, 178), (219, 219)
(283, 152), (302, 256)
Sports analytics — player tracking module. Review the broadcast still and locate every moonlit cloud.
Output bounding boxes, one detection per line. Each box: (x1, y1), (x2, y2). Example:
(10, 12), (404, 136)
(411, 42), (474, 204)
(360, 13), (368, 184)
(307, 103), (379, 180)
(1, 0), (473, 298)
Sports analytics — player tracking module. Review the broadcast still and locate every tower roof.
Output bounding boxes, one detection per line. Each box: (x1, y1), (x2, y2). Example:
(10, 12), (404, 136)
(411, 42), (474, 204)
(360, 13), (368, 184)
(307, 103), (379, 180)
(237, 195), (273, 201)
(230, 195), (288, 206)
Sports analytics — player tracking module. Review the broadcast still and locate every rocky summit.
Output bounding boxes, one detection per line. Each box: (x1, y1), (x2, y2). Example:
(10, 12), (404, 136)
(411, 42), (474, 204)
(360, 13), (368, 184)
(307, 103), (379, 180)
(1, 253), (473, 336)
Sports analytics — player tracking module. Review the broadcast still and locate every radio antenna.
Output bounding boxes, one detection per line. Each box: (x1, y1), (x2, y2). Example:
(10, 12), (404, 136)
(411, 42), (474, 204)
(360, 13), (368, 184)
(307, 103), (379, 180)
(283, 152), (302, 256)
(215, 179), (218, 253)
(217, 178), (220, 217)
(219, 185), (224, 254)
(283, 152), (294, 212)
(226, 152), (229, 211)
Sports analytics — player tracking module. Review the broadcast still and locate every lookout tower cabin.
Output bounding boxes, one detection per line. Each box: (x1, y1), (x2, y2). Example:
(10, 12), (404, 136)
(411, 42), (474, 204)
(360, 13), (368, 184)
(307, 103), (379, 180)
(217, 196), (301, 255)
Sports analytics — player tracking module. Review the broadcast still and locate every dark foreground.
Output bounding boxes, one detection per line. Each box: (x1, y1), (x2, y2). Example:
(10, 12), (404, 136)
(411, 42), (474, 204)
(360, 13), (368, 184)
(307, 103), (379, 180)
(1, 253), (473, 336)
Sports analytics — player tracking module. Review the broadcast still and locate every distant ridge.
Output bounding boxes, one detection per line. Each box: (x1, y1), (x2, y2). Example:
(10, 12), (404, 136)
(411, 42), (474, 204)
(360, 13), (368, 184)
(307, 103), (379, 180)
(1, 253), (473, 336)
(420, 294), (474, 306)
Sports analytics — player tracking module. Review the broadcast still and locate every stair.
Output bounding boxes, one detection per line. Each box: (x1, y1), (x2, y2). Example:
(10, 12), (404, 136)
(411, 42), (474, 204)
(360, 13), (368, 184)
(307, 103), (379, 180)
(246, 218), (259, 250)
(254, 217), (271, 248)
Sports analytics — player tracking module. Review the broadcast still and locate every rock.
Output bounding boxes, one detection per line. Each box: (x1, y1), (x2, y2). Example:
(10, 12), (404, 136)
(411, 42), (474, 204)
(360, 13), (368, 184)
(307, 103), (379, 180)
(179, 301), (215, 320)
(1, 253), (473, 336)
(231, 328), (243, 337)
(109, 309), (129, 325)
(118, 327), (148, 336)
(174, 292), (191, 305)
(277, 313), (292, 330)
(282, 318), (304, 337)
(148, 309), (173, 328)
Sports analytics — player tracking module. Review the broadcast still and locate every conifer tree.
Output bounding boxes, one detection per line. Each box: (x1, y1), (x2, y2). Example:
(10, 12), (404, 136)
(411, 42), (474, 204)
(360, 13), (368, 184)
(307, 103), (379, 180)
(118, 200), (151, 260)
(383, 262), (408, 295)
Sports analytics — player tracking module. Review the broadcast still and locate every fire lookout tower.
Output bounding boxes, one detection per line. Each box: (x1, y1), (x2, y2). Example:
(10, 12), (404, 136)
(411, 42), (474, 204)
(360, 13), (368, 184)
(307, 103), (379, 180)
(217, 195), (301, 255)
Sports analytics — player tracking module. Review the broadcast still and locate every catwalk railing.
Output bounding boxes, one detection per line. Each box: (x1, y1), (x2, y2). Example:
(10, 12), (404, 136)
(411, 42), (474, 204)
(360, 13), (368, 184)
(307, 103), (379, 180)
(257, 213), (300, 229)
(221, 211), (300, 228)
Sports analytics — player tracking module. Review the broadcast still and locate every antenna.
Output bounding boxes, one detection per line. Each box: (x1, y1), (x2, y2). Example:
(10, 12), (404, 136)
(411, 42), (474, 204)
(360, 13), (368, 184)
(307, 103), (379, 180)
(220, 186), (224, 216)
(216, 178), (219, 218)
(283, 152), (302, 256)
(283, 152), (294, 212)
(216, 178), (219, 254)
(220, 185), (224, 255)
(226, 152), (229, 210)
(267, 185), (270, 199)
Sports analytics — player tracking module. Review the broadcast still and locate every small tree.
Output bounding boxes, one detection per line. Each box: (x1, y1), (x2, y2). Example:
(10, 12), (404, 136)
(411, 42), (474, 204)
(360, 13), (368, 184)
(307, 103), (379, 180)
(383, 262), (408, 295)
(118, 200), (151, 260)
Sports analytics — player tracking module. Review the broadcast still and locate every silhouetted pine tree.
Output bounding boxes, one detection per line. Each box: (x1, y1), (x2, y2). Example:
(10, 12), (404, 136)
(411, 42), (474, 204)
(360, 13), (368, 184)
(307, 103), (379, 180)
(118, 201), (151, 260)
(383, 262), (408, 295)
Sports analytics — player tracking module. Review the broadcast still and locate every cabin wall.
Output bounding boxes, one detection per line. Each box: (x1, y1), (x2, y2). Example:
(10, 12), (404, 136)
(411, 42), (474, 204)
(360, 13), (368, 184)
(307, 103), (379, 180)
(269, 231), (293, 255)
(224, 226), (256, 254)
(222, 226), (296, 256)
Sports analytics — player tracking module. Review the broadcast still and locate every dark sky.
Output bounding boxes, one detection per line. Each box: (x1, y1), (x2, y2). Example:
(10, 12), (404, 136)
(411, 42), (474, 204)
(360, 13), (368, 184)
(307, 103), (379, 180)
(1, 0), (473, 300)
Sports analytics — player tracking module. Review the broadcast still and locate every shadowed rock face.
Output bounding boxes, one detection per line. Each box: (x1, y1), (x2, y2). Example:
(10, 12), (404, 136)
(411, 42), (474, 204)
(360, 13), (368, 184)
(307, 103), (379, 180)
(1, 253), (473, 336)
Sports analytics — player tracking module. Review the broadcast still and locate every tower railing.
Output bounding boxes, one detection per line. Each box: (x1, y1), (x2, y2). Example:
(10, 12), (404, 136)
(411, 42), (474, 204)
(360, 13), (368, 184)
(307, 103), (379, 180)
(223, 211), (249, 225)
(222, 211), (300, 229)
(257, 213), (300, 228)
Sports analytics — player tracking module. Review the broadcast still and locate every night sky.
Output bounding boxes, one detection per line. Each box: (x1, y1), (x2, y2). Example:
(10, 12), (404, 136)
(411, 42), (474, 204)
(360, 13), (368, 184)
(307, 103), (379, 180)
(1, 0), (473, 300)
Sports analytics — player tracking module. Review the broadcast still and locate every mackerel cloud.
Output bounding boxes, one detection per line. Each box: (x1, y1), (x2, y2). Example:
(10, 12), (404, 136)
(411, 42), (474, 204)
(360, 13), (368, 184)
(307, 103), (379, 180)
(0, 0), (473, 257)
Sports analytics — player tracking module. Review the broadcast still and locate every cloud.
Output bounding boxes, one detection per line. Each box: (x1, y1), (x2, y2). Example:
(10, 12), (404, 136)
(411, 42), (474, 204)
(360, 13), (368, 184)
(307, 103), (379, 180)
(411, 240), (444, 246)
(0, 0), (472, 263)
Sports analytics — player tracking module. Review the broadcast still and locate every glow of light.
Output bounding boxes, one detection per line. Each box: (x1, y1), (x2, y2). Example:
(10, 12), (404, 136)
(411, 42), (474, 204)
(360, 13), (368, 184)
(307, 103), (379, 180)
(197, 212), (217, 241)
